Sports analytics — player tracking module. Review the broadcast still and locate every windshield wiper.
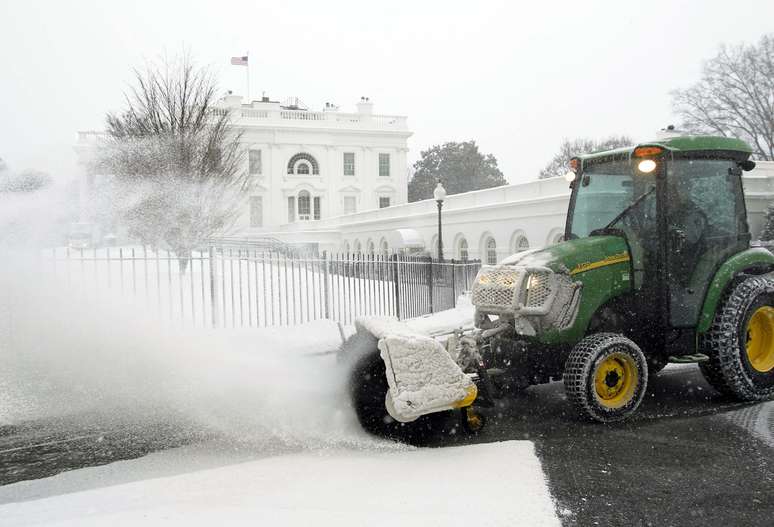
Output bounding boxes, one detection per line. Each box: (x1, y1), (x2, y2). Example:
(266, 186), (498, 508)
(601, 186), (655, 230)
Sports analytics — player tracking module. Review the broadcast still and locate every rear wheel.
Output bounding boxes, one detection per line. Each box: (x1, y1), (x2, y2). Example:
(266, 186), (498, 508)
(350, 351), (451, 444)
(699, 276), (774, 400)
(564, 333), (648, 423)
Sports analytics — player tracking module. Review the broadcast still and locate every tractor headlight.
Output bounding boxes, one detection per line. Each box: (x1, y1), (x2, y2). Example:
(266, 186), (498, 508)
(637, 159), (657, 173)
(471, 267), (522, 312)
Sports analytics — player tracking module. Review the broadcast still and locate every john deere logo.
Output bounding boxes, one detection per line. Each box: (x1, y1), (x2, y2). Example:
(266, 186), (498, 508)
(570, 252), (630, 276)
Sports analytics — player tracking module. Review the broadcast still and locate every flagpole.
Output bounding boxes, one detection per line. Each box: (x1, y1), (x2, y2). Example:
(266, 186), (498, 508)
(246, 51), (250, 101)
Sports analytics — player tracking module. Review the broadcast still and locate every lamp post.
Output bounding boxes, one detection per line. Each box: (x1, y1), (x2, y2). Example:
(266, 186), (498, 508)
(433, 180), (446, 261)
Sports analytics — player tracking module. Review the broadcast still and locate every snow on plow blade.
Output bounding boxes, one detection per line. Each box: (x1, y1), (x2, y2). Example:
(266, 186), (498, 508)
(356, 317), (477, 423)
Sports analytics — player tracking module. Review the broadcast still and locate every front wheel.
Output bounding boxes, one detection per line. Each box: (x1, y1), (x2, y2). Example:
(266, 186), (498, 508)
(564, 333), (648, 423)
(699, 276), (774, 401)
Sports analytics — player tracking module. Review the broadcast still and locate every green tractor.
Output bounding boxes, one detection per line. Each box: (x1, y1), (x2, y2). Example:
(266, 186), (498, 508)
(345, 136), (774, 440)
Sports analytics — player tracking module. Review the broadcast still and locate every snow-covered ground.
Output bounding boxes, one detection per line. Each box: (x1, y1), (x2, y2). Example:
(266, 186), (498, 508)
(0, 262), (559, 525)
(0, 439), (558, 526)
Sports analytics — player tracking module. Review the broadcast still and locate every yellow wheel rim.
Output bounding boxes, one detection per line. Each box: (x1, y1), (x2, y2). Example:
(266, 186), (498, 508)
(594, 353), (638, 409)
(746, 306), (774, 373)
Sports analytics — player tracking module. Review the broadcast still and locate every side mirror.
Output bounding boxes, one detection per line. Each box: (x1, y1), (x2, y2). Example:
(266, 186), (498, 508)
(740, 160), (756, 172)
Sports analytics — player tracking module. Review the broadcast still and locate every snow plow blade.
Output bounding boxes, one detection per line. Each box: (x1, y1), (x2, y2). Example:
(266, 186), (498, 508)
(355, 317), (477, 423)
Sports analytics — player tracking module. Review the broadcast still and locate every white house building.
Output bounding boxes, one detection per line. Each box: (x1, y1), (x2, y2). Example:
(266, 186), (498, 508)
(75, 94), (412, 238)
(76, 104), (774, 263)
(218, 95), (411, 232)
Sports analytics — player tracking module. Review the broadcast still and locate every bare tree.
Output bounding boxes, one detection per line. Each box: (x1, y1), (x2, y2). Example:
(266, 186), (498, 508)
(672, 34), (774, 160)
(539, 136), (632, 179)
(96, 54), (249, 269)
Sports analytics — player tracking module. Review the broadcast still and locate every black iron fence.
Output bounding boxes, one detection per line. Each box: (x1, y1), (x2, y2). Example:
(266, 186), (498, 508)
(42, 247), (482, 328)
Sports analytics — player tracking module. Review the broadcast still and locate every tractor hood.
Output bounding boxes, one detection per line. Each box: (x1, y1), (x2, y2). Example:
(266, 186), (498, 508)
(471, 234), (632, 341)
(500, 235), (630, 277)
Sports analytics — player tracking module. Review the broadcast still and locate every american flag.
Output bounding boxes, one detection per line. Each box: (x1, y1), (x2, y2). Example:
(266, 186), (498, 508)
(230, 56), (248, 66)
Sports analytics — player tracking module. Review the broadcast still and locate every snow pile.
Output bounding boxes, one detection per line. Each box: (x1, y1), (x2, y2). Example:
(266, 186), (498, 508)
(405, 293), (476, 335)
(0, 441), (559, 527)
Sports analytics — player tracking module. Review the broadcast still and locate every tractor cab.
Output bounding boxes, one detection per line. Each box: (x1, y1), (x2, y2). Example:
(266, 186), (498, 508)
(566, 136), (755, 330)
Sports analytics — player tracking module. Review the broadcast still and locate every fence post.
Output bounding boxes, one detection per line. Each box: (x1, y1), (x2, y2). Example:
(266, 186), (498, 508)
(323, 251), (331, 320)
(451, 259), (456, 307)
(428, 257), (434, 314)
(392, 254), (401, 319)
(209, 246), (219, 328)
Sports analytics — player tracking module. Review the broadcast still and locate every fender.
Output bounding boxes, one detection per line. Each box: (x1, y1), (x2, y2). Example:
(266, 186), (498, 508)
(697, 247), (774, 333)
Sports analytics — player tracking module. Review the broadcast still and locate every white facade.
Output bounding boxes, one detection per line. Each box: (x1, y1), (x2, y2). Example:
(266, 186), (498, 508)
(219, 95), (412, 233)
(75, 95), (412, 237)
(273, 161), (774, 262)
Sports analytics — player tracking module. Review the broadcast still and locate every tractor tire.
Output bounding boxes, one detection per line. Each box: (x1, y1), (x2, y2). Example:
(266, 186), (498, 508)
(698, 276), (774, 401)
(349, 350), (451, 445)
(564, 333), (648, 423)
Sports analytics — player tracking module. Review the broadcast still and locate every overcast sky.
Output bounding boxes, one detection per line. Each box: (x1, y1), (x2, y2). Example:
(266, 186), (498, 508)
(1, 0), (773, 184)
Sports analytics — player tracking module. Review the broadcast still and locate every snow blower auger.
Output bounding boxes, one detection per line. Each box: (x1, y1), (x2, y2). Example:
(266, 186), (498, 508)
(343, 136), (774, 443)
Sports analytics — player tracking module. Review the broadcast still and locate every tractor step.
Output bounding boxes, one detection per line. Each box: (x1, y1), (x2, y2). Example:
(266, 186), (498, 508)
(668, 353), (710, 364)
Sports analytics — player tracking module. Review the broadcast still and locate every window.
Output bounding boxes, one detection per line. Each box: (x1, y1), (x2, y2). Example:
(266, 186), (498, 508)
(287, 153), (320, 175)
(514, 235), (529, 252)
(379, 196), (391, 208)
(313, 196), (321, 220)
(458, 238), (469, 261)
(248, 149), (262, 175)
(298, 190), (311, 220)
(380, 240), (389, 255)
(485, 237), (497, 265)
(249, 196), (263, 227)
(343, 241), (350, 253)
(343, 196), (357, 215)
(354, 240), (362, 253)
(379, 153), (390, 177)
(287, 196), (295, 223)
(343, 152), (355, 176)
(569, 157), (655, 239)
(297, 163), (310, 175)
(367, 240), (375, 254)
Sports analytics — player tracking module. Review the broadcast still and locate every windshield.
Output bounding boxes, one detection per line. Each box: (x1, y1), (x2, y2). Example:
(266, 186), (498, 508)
(568, 158), (656, 238)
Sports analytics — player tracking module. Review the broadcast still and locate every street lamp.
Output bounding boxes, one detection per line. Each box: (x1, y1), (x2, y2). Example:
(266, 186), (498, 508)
(433, 180), (446, 261)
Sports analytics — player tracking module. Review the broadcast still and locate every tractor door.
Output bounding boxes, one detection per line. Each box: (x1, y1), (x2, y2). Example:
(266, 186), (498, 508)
(665, 157), (749, 327)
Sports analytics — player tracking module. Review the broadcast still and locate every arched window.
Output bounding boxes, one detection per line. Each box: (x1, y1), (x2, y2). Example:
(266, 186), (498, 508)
(367, 240), (375, 254)
(485, 237), (497, 265)
(343, 241), (350, 254)
(515, 235), (529, 252)
(354, 240), (362, 253)
(297, 163), (310, 175)
(287, 153), (320, 175)
(380, 239), (389, 255)
(458, 238), (469, 261)
(297, 190), (311, 220)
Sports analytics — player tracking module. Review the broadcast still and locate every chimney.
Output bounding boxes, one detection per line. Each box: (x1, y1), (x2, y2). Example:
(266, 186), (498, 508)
(356, 96), (373, 115)
(221, 93), (243, 107)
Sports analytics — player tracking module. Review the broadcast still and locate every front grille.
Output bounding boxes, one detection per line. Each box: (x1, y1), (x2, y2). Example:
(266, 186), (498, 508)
(525, 272), (552, 308)
(471, 268), (521, 309)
